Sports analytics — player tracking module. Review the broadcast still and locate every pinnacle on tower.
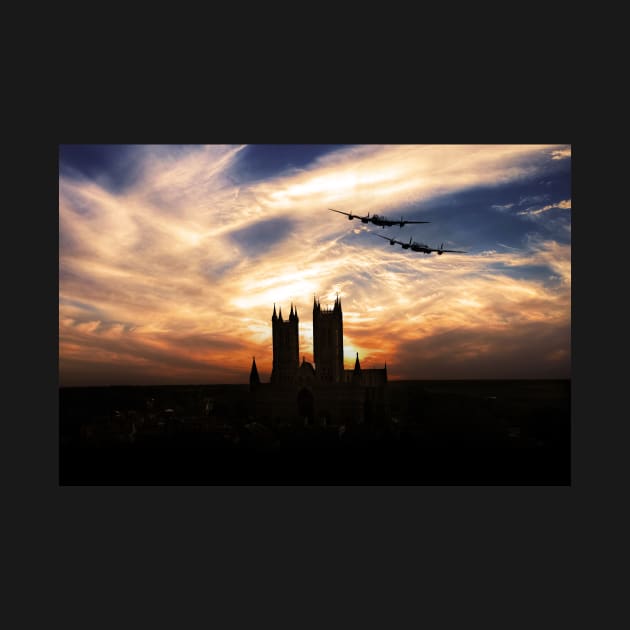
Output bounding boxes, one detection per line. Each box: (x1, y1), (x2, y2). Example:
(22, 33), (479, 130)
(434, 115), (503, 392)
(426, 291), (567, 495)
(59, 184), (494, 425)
(272, 303), (277, 320)
(278, 306), (283, 322)
(354, 352), (361, 371)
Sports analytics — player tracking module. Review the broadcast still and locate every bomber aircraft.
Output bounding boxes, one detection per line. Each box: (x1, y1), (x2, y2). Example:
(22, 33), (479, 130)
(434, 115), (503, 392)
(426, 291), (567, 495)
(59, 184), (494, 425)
(329, 208), (430, 228)
(375, 233), (467, 255)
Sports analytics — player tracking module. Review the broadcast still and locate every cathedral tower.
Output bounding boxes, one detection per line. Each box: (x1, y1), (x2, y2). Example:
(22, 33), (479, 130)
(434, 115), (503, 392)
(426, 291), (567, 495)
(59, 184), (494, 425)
(313, 295), (344, 383)
(271, 303), (299, 384)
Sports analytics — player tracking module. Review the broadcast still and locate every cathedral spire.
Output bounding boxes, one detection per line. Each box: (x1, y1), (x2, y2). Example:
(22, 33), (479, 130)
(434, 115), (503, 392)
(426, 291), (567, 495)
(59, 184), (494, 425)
(278, 306), (283, 322)
(272, 303), (277, 320)
(354, 352), (361, 371)
(249, 356), (260, 389)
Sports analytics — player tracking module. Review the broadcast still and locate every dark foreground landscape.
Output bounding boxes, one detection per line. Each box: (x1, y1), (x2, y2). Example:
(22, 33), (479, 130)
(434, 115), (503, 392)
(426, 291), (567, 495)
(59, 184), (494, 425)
(60, 380), (570, 485)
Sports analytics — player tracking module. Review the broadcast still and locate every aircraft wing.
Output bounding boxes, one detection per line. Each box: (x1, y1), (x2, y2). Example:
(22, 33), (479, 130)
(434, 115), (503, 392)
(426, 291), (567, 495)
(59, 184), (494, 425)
(329, 208), (366, 220)
(374, 233), (407, 247)
(402, 220), (431, 224)
(432, 247), (467, 254)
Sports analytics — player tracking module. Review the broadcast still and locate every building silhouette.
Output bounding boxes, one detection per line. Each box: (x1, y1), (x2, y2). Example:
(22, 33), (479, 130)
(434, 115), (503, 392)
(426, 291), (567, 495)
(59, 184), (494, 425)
(270, 304), (299, 385)
(250, 296), (388, 426)
(313, 297), (344, 383)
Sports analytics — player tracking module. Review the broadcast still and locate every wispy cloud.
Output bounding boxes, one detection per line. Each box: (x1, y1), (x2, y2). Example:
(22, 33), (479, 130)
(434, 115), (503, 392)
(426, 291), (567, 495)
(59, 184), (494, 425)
(551, 146), (571, 160)
(517, 199), (571, 216)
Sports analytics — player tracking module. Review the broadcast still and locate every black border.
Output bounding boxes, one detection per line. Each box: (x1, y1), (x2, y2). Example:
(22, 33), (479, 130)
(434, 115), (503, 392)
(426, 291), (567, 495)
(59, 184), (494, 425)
(23, 86), (607, 628)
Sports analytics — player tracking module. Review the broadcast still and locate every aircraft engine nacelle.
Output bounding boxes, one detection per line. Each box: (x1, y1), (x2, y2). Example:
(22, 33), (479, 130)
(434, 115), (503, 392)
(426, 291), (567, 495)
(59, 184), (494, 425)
(389, 240), (396, 246)
(438, 251), (443, 255)
(361, 218), (368, 223)
(402, 244), (410, 249)
(348, 215), (354, 220)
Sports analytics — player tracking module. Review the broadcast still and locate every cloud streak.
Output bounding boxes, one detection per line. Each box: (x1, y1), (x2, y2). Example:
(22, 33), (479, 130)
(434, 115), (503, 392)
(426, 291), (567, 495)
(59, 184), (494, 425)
(517, 199), (571, 216)
(551, 146), (571, 160)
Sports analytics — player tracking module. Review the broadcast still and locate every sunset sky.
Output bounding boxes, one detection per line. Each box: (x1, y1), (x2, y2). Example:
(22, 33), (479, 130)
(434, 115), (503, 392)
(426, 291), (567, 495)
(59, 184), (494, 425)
(59, 144), (571, 386)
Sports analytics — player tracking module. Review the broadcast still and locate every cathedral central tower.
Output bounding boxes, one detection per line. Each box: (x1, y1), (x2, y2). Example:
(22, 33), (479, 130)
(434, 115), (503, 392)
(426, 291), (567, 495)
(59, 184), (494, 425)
(313, 296), (344, 383)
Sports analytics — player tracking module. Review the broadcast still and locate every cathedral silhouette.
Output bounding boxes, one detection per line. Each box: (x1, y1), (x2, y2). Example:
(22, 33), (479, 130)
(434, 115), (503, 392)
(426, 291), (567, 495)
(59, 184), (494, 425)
(249, 296), (388, 426)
